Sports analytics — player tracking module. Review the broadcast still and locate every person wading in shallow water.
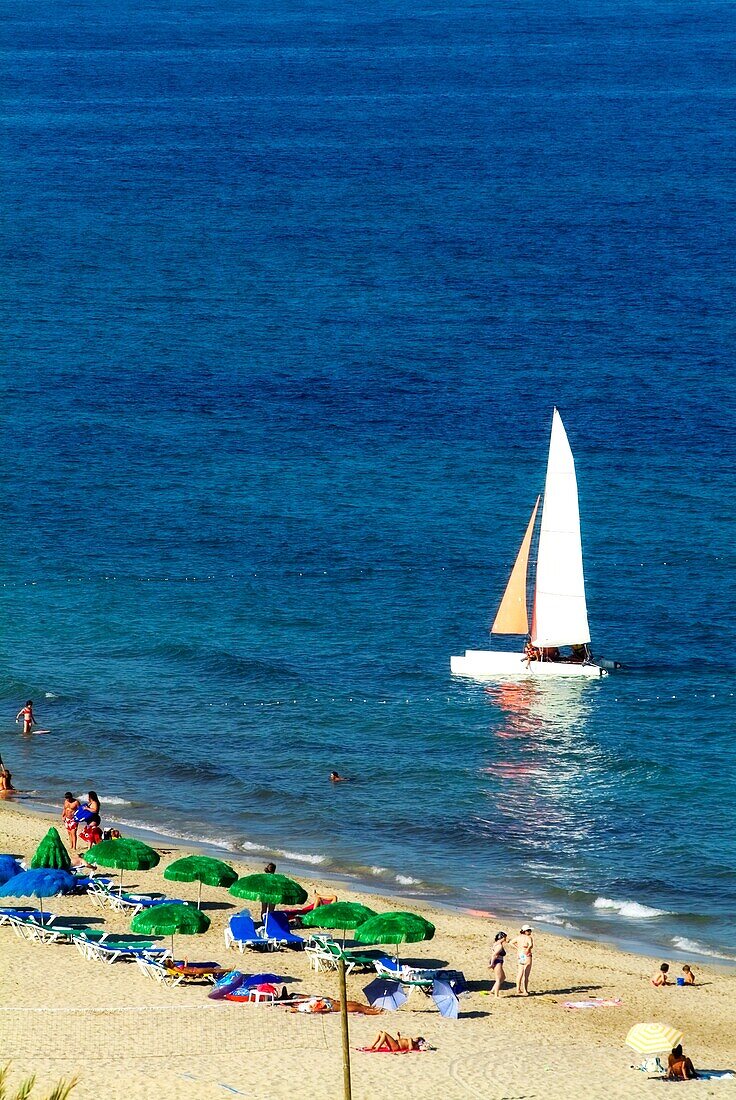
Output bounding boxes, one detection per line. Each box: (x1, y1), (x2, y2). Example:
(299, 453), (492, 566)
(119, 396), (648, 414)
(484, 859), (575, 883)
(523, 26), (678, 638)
(16, 701), (36, 735)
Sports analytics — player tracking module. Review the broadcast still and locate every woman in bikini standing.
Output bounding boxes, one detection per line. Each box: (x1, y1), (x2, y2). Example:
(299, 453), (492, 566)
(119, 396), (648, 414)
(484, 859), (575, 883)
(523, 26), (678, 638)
(16, 701), (35, 735)
(511, 925), (534, 996)
(490, 930), (508, 997)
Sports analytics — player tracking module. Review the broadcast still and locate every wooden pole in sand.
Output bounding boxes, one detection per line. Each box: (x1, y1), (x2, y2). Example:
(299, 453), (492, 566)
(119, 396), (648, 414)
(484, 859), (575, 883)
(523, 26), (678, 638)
(339, 957), (352, 1100)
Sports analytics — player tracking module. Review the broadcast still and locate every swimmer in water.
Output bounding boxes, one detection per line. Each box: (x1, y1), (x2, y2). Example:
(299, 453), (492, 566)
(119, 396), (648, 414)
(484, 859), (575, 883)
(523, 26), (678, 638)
(329, 771), (349, 782)
(16, 701), (36, 735)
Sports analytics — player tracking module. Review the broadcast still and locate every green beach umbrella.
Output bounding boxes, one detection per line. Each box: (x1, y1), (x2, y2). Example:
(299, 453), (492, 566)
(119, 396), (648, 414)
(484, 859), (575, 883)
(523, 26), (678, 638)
(131, 902), (210, 961)
(354, 911), (435, 960)
(301, 901), (377, 945)
(83, 837), (160, 894)
(229, 873), (307, 908)
(164, 855), (238, 910)
(30, 827), (72, 871)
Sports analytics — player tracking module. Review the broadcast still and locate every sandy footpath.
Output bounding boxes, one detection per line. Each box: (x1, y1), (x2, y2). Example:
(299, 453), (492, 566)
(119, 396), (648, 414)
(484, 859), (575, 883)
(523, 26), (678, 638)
(1, 801), (734, 1099)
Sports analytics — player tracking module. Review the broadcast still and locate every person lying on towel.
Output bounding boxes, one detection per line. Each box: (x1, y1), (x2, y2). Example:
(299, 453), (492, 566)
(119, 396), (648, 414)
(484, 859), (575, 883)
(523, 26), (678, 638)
(365, 1031), (430, 1052)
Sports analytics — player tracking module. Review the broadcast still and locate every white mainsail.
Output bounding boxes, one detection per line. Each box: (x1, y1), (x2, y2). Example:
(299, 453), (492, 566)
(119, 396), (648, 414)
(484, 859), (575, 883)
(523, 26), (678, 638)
(531, 408), (591, 648)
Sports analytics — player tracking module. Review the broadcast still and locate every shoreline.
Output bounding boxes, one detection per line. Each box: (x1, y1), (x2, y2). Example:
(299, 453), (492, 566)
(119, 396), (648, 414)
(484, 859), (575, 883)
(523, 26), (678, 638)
(2, 798), (735, 1099)
(4, 794), (735, 970)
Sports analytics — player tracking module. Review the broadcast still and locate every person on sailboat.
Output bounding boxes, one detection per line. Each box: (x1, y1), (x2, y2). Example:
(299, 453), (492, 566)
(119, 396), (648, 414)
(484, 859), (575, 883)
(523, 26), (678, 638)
(523, 639), (539, 666)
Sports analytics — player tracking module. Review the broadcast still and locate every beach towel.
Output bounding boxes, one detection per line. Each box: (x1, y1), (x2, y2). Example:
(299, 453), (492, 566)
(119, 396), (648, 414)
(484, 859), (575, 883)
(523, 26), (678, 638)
(652, 1072), (734, 1083)
(563, 997), (623, 1009)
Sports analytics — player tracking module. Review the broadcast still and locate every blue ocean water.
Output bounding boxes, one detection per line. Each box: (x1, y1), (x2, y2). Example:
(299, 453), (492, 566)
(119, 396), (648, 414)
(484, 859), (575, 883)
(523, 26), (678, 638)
(1, 0), (734, 960)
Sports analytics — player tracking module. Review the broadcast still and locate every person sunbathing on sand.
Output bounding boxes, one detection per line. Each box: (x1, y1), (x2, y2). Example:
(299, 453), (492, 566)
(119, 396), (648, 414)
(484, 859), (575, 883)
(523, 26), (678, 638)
(651, 962), (669, 987)
(288, 997), (382, 1015)
(366, 1031), (429, 1052)
(667, 1045), (698, 1080)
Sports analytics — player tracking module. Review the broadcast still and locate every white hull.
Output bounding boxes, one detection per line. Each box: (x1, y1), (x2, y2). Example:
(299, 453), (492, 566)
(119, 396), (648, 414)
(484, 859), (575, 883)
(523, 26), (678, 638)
(450, 649), (607, 680)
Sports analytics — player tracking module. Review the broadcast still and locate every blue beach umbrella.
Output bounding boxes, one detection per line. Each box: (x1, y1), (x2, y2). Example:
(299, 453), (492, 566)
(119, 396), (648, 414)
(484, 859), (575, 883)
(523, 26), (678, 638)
(431, 978), (459, 1020)
(363, 977), (408, 1012)
(242, 973), (283, 988)
(0, 868), (78, 920)
(0, 856), (23, 885)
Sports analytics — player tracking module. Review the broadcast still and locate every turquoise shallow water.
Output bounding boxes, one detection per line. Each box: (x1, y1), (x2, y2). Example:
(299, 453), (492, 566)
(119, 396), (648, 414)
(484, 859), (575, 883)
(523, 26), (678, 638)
(0, 0), (735, 959)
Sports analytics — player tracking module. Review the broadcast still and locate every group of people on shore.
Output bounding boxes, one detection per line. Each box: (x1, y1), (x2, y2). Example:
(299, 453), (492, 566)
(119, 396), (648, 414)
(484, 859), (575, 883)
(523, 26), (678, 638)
(61, 790), (105, 851)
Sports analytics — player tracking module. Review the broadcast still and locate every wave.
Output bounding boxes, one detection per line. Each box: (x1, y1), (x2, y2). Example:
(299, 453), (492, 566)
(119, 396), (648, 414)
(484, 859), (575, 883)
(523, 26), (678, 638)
(395, 874), (421, 886)
(671, 937), (736, 961)
(533, 913), (580, 930)
(593, 897), (669, 919)
(100, 795), (132, 806)
(274, 848), (326, 866)
(110, 816), (237, 853)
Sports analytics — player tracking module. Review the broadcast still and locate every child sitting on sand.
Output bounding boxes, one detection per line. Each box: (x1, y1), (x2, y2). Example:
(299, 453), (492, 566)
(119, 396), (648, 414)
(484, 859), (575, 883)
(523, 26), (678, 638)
(651, 962), (669, 987)
(682, 965), (696, 985)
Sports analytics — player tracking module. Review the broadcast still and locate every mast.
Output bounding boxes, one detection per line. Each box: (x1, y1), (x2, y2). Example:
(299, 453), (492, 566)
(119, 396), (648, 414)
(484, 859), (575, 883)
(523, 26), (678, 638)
(531, 409), (591, 648)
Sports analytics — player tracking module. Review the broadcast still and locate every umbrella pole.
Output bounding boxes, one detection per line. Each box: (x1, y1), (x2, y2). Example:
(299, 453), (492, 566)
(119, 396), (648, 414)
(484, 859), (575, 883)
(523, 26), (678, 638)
(39, 896), (44, 923)
(198, 880), (202, 910)
(338, 957), (352, 1100)
(171, 933), (175, 962)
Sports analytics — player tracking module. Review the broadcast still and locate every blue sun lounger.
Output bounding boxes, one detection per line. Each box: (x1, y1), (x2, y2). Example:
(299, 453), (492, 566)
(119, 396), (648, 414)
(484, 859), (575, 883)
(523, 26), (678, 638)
(0, 907), (44, 926)
(224, 912), (277, 953)
(263, 911), (305, 949)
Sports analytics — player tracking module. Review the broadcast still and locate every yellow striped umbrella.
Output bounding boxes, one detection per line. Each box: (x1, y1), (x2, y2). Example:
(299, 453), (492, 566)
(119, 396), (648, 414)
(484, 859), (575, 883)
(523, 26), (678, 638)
(626, 1022), (683, 1055)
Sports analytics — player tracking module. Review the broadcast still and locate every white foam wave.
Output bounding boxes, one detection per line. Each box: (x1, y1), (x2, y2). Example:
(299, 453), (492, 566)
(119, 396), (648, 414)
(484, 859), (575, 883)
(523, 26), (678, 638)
(671, 937), (736, 961)
(100, 796), (132, 806)
(593, 897), (668, 919)
(110, 817), (235, 852)
(275, 849), (326, 866)
(370, 866), (387, 876)
(395, 874), (421, 886)
(44, 692), (58, 699)
(533, 913), (578, 930)
(238, 841), (266, 853)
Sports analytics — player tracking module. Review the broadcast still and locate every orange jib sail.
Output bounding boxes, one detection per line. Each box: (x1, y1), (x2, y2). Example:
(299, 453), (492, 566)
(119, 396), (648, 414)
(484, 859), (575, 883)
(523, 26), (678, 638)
(491, 496), (540, 635)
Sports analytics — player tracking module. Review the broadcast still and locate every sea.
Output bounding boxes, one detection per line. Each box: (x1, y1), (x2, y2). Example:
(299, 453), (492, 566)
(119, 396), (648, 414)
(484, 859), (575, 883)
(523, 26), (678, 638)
(1, 0), (734, 962)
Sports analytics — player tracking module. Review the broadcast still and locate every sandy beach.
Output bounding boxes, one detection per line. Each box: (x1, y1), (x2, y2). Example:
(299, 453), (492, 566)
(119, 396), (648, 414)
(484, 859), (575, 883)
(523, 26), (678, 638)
(0, 801), (733, 1099)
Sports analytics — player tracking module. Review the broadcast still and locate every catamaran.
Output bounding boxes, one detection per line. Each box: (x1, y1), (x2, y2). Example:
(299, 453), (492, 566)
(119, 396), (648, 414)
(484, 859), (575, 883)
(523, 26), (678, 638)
(451, 408), (608, 679)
